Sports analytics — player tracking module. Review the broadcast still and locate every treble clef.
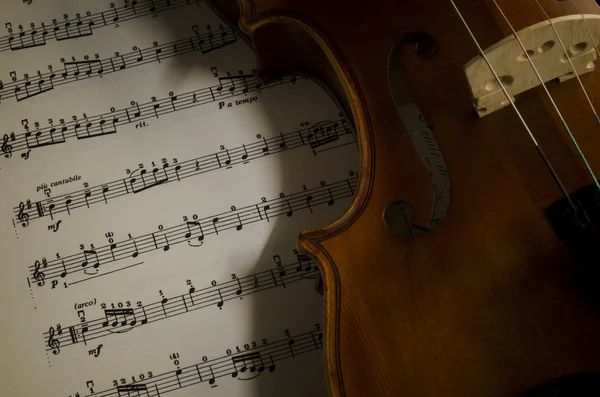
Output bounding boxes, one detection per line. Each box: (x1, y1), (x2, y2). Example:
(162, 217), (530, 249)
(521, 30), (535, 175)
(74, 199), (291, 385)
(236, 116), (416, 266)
(17, 201), (29, 227)
(47, 326), (61, 355)
(1, 134), (12, 158)
(33, 259), (46, 287)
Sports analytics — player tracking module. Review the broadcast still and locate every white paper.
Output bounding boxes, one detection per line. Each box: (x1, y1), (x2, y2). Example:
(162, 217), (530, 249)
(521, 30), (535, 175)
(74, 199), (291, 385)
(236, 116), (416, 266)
(0, 1), (359, 397)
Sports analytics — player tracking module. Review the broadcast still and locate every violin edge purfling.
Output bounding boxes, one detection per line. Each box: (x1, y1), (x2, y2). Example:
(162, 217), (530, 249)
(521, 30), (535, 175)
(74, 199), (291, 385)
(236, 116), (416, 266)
(209, 0), (600, 396)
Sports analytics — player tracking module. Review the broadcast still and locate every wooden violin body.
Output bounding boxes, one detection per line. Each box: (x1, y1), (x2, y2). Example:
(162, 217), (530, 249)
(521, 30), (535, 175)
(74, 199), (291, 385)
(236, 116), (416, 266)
(208, 0), (600, 395)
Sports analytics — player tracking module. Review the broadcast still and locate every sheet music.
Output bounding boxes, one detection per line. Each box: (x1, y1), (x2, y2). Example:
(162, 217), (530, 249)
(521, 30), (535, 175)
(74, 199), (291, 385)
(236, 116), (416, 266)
(0, 1), (359, 396)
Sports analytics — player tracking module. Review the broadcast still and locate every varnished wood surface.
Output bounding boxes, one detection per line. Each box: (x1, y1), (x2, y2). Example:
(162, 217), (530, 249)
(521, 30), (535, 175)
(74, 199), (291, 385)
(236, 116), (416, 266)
(209, 0), (600, 396)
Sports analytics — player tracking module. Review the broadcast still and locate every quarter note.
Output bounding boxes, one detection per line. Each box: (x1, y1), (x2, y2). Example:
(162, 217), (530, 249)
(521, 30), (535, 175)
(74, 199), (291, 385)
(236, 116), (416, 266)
(235, 278), (243, 296)
(262, 137), (269, 154)
(306, 195), (313, 213)
(102, 185), (109, 203)
(140, 307), (148, 325)
(212, 217), (220, 235)
(279, 133), (287, 149)
(327, 189), (335, 205)
(216, 289), (224, 309)
(59, 260), (67, 278)
(235, 214), (243, 231)
(109, 242), (118, 260)
(160, 295), (168, 316)
(287, 338), (296, 358)
(208, 366), (216, 385)
(131, 240), (139, 258)
(241, 144), (249, 161)
(267, 353), (276, 372)
(65, 197), (72, 215)
(262, 204), (271, 222)
(136, 48), (143, 62)
(286, 200), (293, 217)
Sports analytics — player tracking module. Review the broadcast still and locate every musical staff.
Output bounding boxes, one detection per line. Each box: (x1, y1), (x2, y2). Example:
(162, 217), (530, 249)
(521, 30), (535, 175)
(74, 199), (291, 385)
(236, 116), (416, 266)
(79, 327), (323, 397)
(0, 24), (238, 103)
(1, 75), (298, 161)
(28, 175), (357, 287)
(1, 0), (199, 53)
(14, 119), (352, 226)
(44, 254), (318, 355)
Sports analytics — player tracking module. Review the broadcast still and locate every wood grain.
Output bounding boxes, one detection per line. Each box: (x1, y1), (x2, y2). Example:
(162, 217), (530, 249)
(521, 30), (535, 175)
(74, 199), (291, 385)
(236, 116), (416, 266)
(209, 0), (600, 396)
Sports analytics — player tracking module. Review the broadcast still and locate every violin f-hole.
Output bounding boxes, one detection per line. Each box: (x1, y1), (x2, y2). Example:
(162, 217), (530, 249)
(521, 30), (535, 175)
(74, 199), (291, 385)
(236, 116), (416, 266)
(385, 32), (451, 237)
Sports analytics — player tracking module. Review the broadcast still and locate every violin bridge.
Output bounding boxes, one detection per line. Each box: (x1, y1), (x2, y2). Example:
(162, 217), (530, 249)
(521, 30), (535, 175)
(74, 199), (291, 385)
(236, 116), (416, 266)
(463, 15), (600, 117)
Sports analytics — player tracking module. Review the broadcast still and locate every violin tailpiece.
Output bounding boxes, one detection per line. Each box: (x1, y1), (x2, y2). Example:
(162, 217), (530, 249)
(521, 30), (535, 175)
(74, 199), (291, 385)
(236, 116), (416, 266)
(463, 15), (600, 117)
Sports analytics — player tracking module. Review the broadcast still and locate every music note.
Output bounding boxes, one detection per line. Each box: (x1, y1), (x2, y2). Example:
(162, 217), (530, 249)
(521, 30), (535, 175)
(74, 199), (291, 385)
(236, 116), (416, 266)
(231, 352), (263, 377)
(59, 260), (67, 278)
(235, 214), (243, 231)
(267, 353), (276, 372)
(47, 326), (61, 355)
(102, 186), (110, 203)
(81, 250), (100, 269)
(152, 233), (170, 251)
(102, 308), (135, 327)
(212, 217), (220, 235)
(208, 365), (217, 385)
(17, 201), (29, 227)
(185, 221), (204, 241)
(279, 133), (287, 149)
(116, 384), (147, 397)
(109, 242), (118, 260)
(131, 240), (139, 258)
(262, 137), (269, 154)
(297, 254), (313, 272)
(262, 204), (271, 222)
(306, 195), (313, 213)
(136, 48), (143, 62)
(327, 189), (335, 206)
(287, 338), (296, 357)
(241, 144), (249, 161)
(286, 200), (293, 217)
(65, 197), (73, 215)
(235, 278), (243, 296)
(160, 296), (169, 316)
(216, 289), (224, 309)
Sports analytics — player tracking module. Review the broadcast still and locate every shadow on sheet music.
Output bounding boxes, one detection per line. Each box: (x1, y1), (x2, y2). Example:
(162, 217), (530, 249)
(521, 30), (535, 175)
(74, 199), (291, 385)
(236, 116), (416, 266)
(155, 7), (359, 397)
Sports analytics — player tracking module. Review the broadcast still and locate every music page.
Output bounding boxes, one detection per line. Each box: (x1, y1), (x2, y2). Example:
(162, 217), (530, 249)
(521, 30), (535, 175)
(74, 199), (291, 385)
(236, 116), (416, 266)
(0, 1), (359, 396)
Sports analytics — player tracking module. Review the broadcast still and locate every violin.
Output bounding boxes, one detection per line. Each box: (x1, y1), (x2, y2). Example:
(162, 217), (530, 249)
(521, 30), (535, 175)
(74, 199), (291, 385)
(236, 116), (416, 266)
(207, 0), (600, 395)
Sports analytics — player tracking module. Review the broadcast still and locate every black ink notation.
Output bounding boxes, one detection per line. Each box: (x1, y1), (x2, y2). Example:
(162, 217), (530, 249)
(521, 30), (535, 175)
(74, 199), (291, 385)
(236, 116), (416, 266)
(28, 174), (358, 287)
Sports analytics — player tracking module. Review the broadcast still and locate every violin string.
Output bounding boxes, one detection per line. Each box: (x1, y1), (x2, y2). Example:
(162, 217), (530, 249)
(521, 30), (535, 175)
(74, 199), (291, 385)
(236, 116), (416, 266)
(490, 0), (600, 192)
(535, 0), (600, 124)
(449, 0), (576, 210)
(567, 0), (600, 66)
